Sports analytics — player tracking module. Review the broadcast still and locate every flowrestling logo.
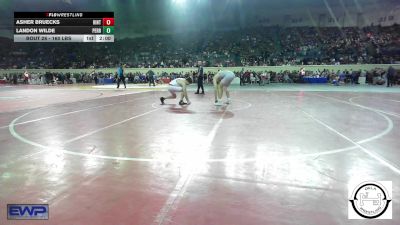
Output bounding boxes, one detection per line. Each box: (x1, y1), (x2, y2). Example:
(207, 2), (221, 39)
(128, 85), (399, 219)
(7, 204), (49, 220)
(348, 181), (392, 219)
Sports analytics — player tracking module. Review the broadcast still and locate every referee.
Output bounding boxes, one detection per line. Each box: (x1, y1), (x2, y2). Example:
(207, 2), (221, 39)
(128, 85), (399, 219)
(195, 65), (204, 94)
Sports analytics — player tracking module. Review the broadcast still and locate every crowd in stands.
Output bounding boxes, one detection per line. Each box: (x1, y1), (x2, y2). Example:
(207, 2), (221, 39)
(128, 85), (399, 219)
(1, 67), (398, 86)
(236, 68), (397, 86)
(0, 25), (399, 69)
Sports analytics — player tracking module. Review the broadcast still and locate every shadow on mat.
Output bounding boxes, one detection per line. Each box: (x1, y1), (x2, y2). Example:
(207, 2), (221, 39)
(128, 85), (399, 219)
(167, 105), (196, 114)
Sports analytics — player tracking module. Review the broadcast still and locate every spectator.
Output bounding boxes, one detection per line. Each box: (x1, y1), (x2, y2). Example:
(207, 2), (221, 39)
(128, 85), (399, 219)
(23, 70), (29, 84)
(116, 64), (126, 89)
(387, 66), (396, 87)
(147, 69), (156, 87)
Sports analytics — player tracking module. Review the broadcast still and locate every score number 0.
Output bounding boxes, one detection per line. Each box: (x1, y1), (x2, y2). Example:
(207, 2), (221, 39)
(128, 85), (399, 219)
(102, 18), (114, 26)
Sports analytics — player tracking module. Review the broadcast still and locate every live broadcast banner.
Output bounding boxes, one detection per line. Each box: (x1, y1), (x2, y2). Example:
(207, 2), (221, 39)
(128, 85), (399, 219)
(14, 12), (114, 42)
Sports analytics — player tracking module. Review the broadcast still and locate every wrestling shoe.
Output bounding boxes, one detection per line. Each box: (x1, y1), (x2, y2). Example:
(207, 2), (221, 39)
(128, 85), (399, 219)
(214, 100), (223, 106)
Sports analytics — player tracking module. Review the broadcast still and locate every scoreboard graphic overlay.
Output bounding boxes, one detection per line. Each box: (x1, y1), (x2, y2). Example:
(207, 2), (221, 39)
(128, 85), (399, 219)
(14, 12), (114, 42)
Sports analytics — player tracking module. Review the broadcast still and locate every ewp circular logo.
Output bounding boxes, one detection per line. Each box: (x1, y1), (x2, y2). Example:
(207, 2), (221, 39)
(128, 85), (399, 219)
(349, 181), (392, 219)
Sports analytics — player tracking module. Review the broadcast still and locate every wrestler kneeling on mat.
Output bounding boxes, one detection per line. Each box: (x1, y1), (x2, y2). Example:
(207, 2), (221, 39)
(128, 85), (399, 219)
(213, 70), (235, 105)
(160, 77), (192, 105)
